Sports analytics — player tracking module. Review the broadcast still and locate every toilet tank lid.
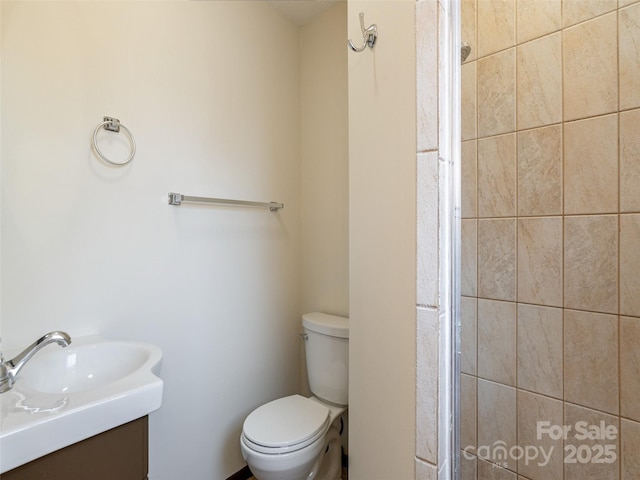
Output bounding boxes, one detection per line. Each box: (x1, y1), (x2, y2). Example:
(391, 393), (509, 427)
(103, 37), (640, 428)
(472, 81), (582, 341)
(302, 312), (349, 338)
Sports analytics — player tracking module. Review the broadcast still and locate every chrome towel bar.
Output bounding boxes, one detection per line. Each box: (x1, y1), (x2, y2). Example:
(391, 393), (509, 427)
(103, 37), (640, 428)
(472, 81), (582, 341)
(168, 193), (283, 212)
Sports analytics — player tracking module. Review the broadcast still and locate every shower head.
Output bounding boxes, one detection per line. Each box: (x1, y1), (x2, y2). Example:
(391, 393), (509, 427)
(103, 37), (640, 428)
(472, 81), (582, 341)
(461, 42), (471, 63)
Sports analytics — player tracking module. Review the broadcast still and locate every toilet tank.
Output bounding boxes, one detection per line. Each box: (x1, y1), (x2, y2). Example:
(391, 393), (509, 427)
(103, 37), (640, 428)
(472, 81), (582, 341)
(302, 312), (349, 406)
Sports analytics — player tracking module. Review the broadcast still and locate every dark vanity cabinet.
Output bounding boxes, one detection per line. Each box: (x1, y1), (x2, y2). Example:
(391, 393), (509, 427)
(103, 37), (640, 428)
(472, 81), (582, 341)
(0, 416), (148, 480)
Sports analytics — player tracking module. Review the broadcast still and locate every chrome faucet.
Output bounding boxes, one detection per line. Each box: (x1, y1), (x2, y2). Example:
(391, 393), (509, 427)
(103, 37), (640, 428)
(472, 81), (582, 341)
(0, 331), (71, 393)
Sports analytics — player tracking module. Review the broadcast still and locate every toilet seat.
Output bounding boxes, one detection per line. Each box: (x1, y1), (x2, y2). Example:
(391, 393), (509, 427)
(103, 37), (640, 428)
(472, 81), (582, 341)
(242, 395), (330, 455)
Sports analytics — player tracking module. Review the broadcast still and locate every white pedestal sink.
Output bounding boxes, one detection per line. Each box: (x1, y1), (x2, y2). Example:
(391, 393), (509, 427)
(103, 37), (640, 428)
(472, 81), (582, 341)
(0, 335), (163, 473)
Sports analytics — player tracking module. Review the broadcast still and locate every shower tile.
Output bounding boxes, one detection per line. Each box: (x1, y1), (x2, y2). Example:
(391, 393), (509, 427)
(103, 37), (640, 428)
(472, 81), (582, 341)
(462, 61), (477, 141)
(620, 3), (640, 110)
(462, 140), (477, 218)
(416, 0), (439, 152)
(477, 0), (515, 57)
(517, 125), (562, 216)
(477, 380), (517, 472)
(461, 296), (478, 375)
(564, 215), (618, 314)
(461, 453), (477, 480)
(417, 152), (439, 308)
(562, 0), (616, 27)
(516, 0), (561, 44)
(517, 33), (562, 130)
(478, 50), (516, 138)
(477, 459), (516, 479)
(461, 373), (477, 453)
(477, 134), (516, 217)
(478, 218), (516, 301)
(517, 304), (563, 399)
(517, 217), (563, 307)
(478, 299), (516, 386)
(462, 0), (477, 62)
(621, 316), (640, 422)
(620, 0), (640, 7)
(621, 109), (640, 212)
(563, 13), (618, 121)
(416, 307), (438, 464)
(517, 390), (563, 480)
(461, 219), (478, 297)
(415, 458), (437, 480)
(564, 403), (619, 480)
(564, 309), (619, 415)
(564, 115), (618, 214)
(621, 214), (640, 317)
(622, 419), (640, 480)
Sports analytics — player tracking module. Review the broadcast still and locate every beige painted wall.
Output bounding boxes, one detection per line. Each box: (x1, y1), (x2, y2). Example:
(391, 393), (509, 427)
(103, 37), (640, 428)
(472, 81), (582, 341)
(300, 2), (349, 320)
(299, 3), (349, 405)
(348, 1), (417, 478)
(1, 3), (301, 478)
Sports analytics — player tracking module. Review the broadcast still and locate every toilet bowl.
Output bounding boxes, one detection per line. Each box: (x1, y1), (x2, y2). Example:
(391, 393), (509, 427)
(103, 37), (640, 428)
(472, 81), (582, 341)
(240, 395), (344, 480)
(240, 313), (349, 480)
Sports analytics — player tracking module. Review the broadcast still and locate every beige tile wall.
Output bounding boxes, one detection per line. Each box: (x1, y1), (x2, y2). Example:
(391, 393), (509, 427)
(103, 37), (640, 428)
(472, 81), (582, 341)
(415, 0), (441, 477)
(460, 0), (640, 479)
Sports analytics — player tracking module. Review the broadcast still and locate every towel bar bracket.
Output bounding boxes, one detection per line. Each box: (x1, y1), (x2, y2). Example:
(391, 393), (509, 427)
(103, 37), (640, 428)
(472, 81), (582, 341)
(168, 193), (183, 206)
(103, 116), (121, 133)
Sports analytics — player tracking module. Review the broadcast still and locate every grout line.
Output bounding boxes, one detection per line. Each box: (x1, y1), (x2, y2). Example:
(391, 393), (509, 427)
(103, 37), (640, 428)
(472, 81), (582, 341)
(617, 2), (623, 429)
(560, 13), (567, 470)
(619, 105), (640, 115)
(417, 303), (440, 311)
(559, 11), (566, 479)
(614, 14), (635, 469)
(471, 109), (636, 143)
(514, 36), (520, 475)
(418, 147), (440, 155)
(472, 48), (480, 470)
(470, 211), (640, 220)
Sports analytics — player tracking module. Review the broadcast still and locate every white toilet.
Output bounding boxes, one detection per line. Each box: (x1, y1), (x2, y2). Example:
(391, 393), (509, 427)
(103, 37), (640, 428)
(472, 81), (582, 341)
(240, 312), (349, 480)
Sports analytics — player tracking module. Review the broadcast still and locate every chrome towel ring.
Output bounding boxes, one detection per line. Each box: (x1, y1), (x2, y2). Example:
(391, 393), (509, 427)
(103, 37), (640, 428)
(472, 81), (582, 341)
(92, 116), (136, 166)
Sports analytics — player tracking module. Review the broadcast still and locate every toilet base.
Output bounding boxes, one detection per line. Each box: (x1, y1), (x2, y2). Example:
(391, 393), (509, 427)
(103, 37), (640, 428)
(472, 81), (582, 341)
(312, 425), (342, 480)
(242, 425), (342, 480)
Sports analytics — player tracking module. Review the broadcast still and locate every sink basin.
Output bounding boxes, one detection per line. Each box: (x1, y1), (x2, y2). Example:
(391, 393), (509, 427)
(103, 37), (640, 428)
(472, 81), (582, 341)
(20, 341), (155, 394)
(0, 335), (163, 473)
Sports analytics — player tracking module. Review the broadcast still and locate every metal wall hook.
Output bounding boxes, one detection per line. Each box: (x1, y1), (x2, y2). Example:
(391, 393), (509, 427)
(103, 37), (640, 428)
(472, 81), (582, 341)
(348, 12), (377, 52)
